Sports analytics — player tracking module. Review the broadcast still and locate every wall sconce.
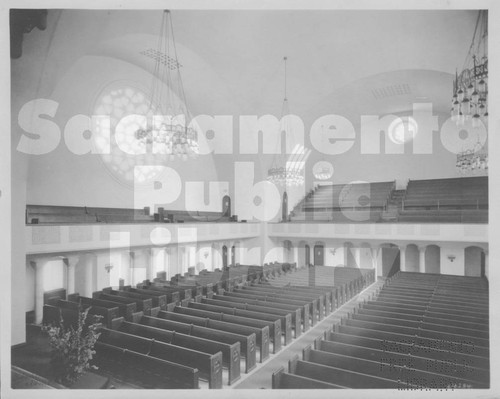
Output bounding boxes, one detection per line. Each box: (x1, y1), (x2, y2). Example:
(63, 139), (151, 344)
(203, 251), (209, 259)
(105, 263), (114, 273)
(447, 255), (456, 262)
(329, 248), (337, 256)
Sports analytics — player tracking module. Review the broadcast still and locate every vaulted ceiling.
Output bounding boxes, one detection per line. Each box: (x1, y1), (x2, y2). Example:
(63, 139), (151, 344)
(14, 9), (479, 120)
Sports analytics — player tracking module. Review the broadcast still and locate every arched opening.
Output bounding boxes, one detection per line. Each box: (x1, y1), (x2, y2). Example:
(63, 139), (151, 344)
(282, 191), (288, 222)
(297, 241), (308, 268)
(425, 245), (441, 274)
(344, 242), (356, 268)
(359, 242), (373, 269)
(464, 246), (484, 277)
(283, 240), (294, 264)
(380, 243), (400, 277)
(305, 244), (311, 267)
(222, 195), (231, 217)
(406, 244), (419, 272)
(314, 243), (325, 266)
(222, 245), (228, 268)
(231, 245), (236, 266)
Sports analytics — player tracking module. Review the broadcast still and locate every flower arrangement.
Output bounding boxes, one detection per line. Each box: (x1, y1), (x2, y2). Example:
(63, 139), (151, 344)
(42, 306), (102, 385)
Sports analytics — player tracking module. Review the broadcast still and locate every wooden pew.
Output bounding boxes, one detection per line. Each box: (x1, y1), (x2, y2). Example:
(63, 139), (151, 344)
(216, 292), (310, 332)
(326, 330), (490, 371)
(188, 301), (283, 354)
(99, 328), (223, 389)
(351, 312), (488, 340)
(361, 301), (488, 325)
(94, 341), (199, 389)
(115, 319), (240, 385)
(51, 299), (119, 328)
(317, 334), (489, 384)
(206, 295), (300, 341)
(239, 285), (325, 321)
(121, 287), (171, 309)
(141, 315), (257, 373)
(272, 366), (345, 389)
(158, 309), (270, 363)
(357, 306), (488, 331)
(140, 284), (192, 301)
(68, 295), (139, 321)
(94, 292), (153, 314)
(337, 324), (489, 358)
(288, 354), (400, 388)
(344, 317), (489, 349)
(176, 303), (276, 349)
(101, 288), (161, 315)
(302, 344), (486, 388)
(257, 283), (333, 314)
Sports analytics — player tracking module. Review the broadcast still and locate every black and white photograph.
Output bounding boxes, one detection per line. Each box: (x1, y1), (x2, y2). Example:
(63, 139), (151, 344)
(1, 0), (499, 397)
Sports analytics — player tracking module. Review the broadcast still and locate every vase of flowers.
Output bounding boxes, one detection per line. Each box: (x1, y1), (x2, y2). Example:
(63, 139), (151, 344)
(42, 306), (102, 385)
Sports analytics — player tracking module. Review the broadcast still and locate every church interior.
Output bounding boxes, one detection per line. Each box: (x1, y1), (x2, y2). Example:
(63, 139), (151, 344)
(3, 5), (496, 394)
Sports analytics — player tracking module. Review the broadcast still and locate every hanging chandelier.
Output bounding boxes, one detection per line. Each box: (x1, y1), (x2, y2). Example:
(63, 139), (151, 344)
(451, 11), (488, 174)
(267, 57), (304, 187)
(456, 139), (488, 175)
(135, 10), (198, 160)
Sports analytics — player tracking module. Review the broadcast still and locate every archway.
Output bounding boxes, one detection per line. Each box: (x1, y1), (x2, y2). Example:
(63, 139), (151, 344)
(380, 243), (400, 277)
(425, 245), (441, 274)
(222, 195), (231, 217)
(344, 242), (356, 268)
(297, 241), (308, 268)
(305, 244), (311, 267)
(231, 245), (236, 266)
(464, 246), (484, 277)
(222, 245), (228, 268)
(283, 240), (294, 264)
(406, 244), (419, 272)
(359, 242), (373, 269)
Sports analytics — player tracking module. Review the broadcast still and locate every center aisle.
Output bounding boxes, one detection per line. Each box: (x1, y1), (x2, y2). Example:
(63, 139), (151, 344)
(231, 278), (385, 389)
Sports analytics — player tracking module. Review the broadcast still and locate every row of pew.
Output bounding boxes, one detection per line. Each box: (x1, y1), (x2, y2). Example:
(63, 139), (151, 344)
(274, 271), (489, 389)
(289, 177), (488, 223)
(42, 264), (375, 389)
(26, 204), (231, 224)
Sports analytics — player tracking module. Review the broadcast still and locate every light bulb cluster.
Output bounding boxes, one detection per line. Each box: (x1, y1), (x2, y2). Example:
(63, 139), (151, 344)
(267, 167), (304, 187)
(451, 56), (488, 129)
(135, 122), (199, 160)
(456, 148), (488, 175)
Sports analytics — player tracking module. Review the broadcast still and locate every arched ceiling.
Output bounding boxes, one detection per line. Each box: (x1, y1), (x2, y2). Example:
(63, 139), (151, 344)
(16, 9), (479, 120)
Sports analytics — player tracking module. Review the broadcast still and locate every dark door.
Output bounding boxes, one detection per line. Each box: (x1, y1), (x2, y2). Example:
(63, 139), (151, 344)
(314, 244), (324, 266)
(480, 251), (486, 277)
(231, 246), (236, 266)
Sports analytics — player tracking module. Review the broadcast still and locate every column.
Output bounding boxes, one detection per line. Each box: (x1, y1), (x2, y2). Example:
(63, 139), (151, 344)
(169, 245), (180, 276)
(399, 245), (407, 272)
(418, 246), (426, 273)
(129, 251), (136, 286)
(374, 246), (383, 279)
(64, 255), (78, 295)
(31, 259), (48, 324)
(212, 243), (220, 270)
(145, 248), (155, 281)
(83, 253), (95, 297)
(484, 250), (489, 278)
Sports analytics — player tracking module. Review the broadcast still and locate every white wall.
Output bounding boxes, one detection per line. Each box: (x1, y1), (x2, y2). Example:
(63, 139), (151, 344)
(440, 244), (465, 276)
